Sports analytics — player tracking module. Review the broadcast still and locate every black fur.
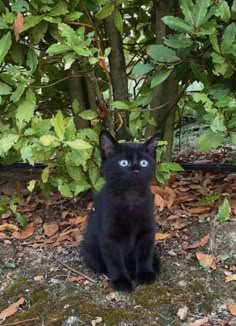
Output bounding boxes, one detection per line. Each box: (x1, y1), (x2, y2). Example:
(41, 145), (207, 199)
(80, 131), (160, 291)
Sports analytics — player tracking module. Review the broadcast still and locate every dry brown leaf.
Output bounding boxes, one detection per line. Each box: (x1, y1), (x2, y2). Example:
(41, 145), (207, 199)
(33, 217), (43, 225)
(102, 279), (109, 289)
(187, 207), (210, 215)
(164, 186), (176, 208)
(1, 211), (12, 219)
(167, 214), (181, 221)
(228, 302), (236, 316)
(178, 186), (191, 192)
(12, 225), (34, 240)
(14, 12), (24, 41)
(155, 233), (173, 241)
(189, 317), (209, 326)
(183, 234), (210, 250)
(33, 275), (44, 281)
(67, 276), (84, 282)
(196, 252), (216, 270)
(225, 274), (236, 283)
(0, 297), (25, 321)
(43, 223), (59, 237)
(154, 193), (165, 211)
(0, 224), (18, 232)
(151, 185), (166, 196)
(171, 220), (187, 230)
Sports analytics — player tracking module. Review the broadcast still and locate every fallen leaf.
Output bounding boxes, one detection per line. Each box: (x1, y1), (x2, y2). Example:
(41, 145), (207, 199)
(33, 275), (44, 281)
(154, 193), (165, 211)
(196, 252), (216, 270)
(33, 217), (43, 225)
(0, 232), (9, 240)
(43, 223), (59, 237)
(12, 225), (35, 239)
(189, 317), (209, 326)
(14, 12), (24, 41)
(1, 211), (12, 219)
(91, 316), (102, 326)
(228, 302), (236, 316)
(102, 279), (109, 289)
(183, 234), (210, 250)
(167, 214), (180, 220)
(0, 224), (18, 232)
(67, 276), (84, 282)
(165, 186), (176, 208)
(105, 292), (121, 303)
(0, 297), (25, 321)
(155, 233), (173, 241)
(225, 274), (236, 283)
(171, 220), (187, 230)
(187, 207), (210, 215)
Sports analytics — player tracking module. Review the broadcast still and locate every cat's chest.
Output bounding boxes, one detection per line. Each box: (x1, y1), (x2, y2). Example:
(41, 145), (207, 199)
(116, 192), (147, 211)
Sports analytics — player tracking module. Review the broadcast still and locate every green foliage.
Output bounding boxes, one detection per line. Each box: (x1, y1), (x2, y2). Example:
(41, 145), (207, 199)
(218, 198), (231, 224)
(0, 0), (235, 198)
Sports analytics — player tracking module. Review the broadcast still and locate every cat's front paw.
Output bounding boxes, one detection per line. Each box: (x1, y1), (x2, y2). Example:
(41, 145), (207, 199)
(136, 271), (156, 285)
(111, 276), (133, 292)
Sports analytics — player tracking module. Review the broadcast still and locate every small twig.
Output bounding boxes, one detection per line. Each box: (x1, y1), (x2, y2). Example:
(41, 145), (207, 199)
(55, 257), (96, 283)
(30, 73), (87, 89)
(209, 213), (218, 259)
(2, 318), (39, 325)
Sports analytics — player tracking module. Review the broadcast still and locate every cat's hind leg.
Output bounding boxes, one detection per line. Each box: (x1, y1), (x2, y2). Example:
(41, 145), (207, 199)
(80, 241), (107, 274)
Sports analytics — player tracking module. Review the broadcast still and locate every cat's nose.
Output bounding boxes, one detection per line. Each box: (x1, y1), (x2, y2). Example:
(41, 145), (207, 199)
(133, 169), (140, 175)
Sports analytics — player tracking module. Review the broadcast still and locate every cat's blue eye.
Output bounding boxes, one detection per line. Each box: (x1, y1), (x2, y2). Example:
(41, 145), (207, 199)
(140, 159), (149, 167)
(119, 160), (129, 167)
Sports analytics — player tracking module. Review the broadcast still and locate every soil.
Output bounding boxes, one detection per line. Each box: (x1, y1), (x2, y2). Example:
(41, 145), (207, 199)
(0, 168), (236, 326)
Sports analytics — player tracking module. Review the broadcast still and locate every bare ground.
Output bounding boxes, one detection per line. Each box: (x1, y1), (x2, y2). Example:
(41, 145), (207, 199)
(0, 168), (236, 326)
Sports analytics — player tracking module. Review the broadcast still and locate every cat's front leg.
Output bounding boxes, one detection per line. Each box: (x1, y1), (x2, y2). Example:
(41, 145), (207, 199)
(135, 232), (156, 285)
(101, 238), (133, 292)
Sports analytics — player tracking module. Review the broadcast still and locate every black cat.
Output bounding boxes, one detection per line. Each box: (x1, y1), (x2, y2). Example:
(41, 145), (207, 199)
(80, 130), (160, 291)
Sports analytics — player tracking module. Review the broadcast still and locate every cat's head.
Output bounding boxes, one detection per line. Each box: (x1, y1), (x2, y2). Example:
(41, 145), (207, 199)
(99, 131), (158, 190)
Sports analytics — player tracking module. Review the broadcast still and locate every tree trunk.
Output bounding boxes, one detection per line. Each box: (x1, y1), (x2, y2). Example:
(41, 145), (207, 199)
(104, 16), (129, 139)
(67, 62), (89, 129)
(148, 0), (179, 161)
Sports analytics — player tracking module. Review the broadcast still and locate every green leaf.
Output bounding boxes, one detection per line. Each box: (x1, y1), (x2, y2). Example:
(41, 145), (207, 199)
(42, 166), (50, 183)
(0, 81), (12, 95)
(162, 16), (192, 33)
(129, 111), (141, 121)
(4, 261), (16, 269)
(112, 101), (131, 110)
(21, 15), (42, 32)
(114, 8), (123, 33)
(79, 110), (98, 120)
(49, 0), (68, 16)
(51, 111), (65, 141)
(0, 133), (19, 157)
(47, 43), (70, 54)
(159, 162), (184, 173)
(27, 180), (36, 192)
(164, 35), (193, 49)
(194, 0), (211, 28)
(218, 198), (231, 224)
(16, 89), (36, 130)
(180, 0), (195, 26)
(63, 52), (76, 70)
(215, 0), (231, 23)
(26, 48), (38, 73)
(231, 133), (236, 145)
(58, 179), (73, 198)
(95, 3), (114, 20)
(0, 32), (12, 64)
(16, 212), (27, 229)
(40, 135), (58, 146)
(232, 0), (236, 12)
(151, 68), (172, 88)
(10, 83), (26, 103)
(210, 113), (226, 132)
(65, 11), (83, 21)
(131, 63), (153, 77)
(209, 34), (220, 53)
(65, 139), (92, 150)
(221, 23), (236, 54)
(147, 44), (180, 63)
(199, 193), (219, 205)
(197, 129), (224, 151)
(12, 0), (29, 12)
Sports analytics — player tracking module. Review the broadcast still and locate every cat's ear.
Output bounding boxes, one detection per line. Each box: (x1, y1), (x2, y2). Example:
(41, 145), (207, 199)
(144, 132), (159, 157)
(99, 130), (118, 159)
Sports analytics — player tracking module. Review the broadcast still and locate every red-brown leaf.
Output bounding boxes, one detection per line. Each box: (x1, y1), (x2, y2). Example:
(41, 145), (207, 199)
(14, 12), (24, 41)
